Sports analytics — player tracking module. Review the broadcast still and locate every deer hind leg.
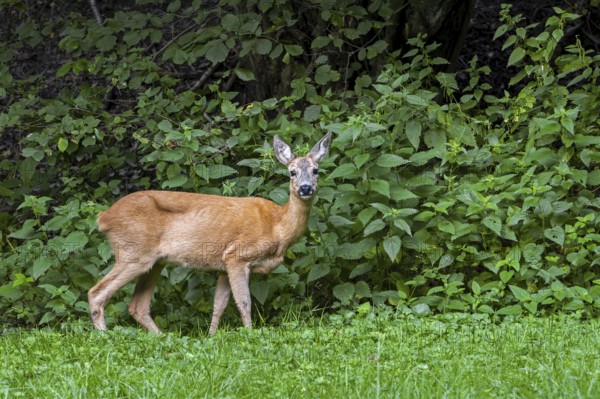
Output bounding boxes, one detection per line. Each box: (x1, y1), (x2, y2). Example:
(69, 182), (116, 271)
(209, 274), (232, 335)
(226, 264), (252, 329)
(88, 257), (157, 331)
(128, 262), (165, 334)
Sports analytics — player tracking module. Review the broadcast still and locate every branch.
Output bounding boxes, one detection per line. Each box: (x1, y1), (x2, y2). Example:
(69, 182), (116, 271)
(89, 0), (104, 26)
(180, 62), (220, 93)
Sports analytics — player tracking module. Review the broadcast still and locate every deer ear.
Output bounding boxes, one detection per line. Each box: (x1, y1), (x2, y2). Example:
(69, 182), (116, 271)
(308, 130), (332, 163)
(273, 135), (295, 165)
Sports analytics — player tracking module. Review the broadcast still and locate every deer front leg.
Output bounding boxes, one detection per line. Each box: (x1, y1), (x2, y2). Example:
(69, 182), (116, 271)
(226, 264), (252, 329)
(209, 274), (231, 335)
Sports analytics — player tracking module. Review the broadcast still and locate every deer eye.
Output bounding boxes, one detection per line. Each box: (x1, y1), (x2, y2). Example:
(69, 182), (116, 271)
(290, 170), (297, 177)
(313, 168), (319, 175)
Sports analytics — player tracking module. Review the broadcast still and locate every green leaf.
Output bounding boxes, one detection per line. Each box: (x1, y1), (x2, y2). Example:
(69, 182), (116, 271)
(57, 137), (68, 152)
(205, 40), (229, 64)
(21, 147), (44, 162)
(303, 104), (321, 122)
(97, 35), (116, 52)
(307, 263), (330, 282)
(284, 44), (303, 56)
(311, 36), (330, 49)
(337, 238), (376, 260)
(64, 230), (89, 250)
(328, 215), (355, 227)
(247, 176), (263, 195)
(406, 94), (429, 107)
(405, 120), (422, 150)
(314, 64), (340, 85)
(357, 207), (377, 226)
(208, 165), (238, 179)
(507, 47), (526, 67)
(9, 220), (37, 239)
(250, 280), (270, 305)
(349, 263), (372, 279)
(333, 282), (355, 303)
(32, 257), (54, 280)
(157, 119), (173, 132)
(364, 219), (386, 236)
(255, 38), (272, 55)
(437, 219), (455, 235)
(234, 68), (255, 81)
(328, 163), (356, 180)
(509, 285), (531, 301)
(500, 271), (514, 283)
(370, 179), (390, 197)
(162, 175), (188, 188)
(544, 226), (565, 246)
(376, 154), (409, 168)
(393, 218), (412, 236)
(496, 305), (522, 315)
(383, 235), (401, 261)
(483, 216), (502, 236)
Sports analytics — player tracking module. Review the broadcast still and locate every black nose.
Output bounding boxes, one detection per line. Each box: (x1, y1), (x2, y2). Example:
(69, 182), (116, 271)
(298, 185), (314, 197)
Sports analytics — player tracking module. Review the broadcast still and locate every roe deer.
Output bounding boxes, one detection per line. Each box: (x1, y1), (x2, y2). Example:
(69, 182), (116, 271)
(88, 131), (332, 335)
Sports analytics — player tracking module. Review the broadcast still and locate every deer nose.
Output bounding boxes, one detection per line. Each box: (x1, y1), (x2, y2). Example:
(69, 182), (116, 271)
(298, 185), (314, 197)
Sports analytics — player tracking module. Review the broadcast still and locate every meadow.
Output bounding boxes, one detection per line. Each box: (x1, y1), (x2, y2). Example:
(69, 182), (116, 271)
(2, 313), (598, 398)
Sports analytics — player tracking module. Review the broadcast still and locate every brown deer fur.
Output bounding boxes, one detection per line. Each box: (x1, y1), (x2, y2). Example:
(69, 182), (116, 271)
(88, 132), (332, 335)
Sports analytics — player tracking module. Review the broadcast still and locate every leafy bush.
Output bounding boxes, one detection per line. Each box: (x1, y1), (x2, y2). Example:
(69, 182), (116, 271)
(1, 2), (599, 329)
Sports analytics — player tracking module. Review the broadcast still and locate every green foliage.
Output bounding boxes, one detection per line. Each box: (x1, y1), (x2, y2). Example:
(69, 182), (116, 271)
(1, 2), (599, 328)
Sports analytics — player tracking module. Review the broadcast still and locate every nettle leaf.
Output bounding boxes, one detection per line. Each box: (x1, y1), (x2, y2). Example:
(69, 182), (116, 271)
(97, 34), (116, 51)
(32, 257), (54, 280)
(338, 238), (376, 260)
(496, 305), (522, 315)
(376, 154), (409, 168)
(364, 219), (386, 236)
(333, 282), (355, 303)
(307, 263), (330, 282)
(370, 179), (390, 197)
(405, 119), (422, 150)
(354, 153), (370, 168)
(349, 263), (372, 279)
(250, 280), (270, 305)
(483, 216), (502, 236)
(509, 285), (531, 301)
(507, 47), (526, 67)
(328, 215), (355, 227)
(392, 188), (419, 201)
(383, 235), (401, 261)
(357, 207), (377, 226)
(544, 226), (565, 246)
(162, 175), (188, 188)
(208, 165), (238, 179)
(64, 230), (89, 249)
(329, 163), (356, 179)
(303, 104), (321, 122)
(437, 219), (455, 235)
(393, 218), (412, 236)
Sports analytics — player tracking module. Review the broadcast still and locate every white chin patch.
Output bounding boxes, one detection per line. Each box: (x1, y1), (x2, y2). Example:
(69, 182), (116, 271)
(300, 195), (313, 200)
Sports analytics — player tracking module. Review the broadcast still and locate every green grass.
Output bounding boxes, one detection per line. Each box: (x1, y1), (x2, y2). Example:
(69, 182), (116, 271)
(1, 314), (599, 398)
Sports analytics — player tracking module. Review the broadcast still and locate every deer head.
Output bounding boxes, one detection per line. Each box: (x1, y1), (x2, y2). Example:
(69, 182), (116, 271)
(273, 130), (332, 200)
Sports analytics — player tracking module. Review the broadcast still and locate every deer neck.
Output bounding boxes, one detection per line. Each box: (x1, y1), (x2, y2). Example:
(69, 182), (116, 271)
(276, 192), (312, 247)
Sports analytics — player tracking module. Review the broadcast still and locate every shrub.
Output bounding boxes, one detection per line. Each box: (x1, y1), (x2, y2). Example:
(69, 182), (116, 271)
(0, 3), (598, 328)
